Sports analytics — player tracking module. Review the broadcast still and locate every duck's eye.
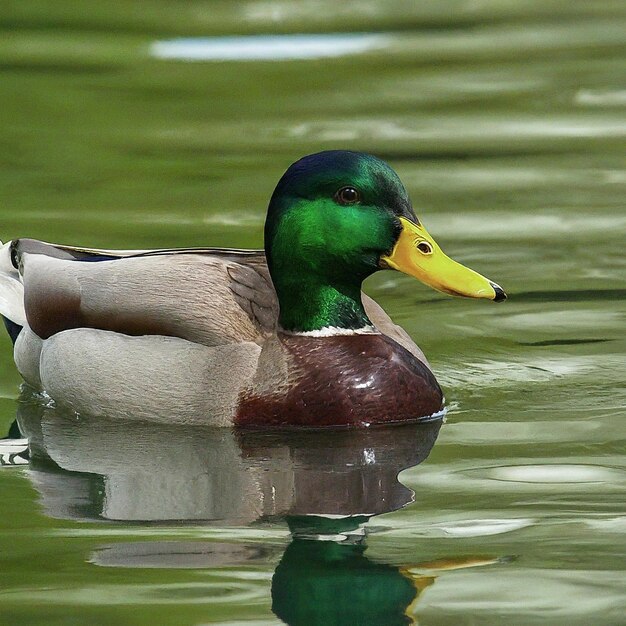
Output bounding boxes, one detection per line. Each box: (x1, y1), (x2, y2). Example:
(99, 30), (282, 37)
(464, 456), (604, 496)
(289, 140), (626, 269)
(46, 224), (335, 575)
(416, 241), (433, 255)
(335, 187), (360, 205)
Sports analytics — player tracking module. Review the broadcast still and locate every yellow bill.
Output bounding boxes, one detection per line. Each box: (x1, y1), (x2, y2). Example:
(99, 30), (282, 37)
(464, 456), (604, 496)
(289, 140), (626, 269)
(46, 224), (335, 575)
(381, 217), (506, 301)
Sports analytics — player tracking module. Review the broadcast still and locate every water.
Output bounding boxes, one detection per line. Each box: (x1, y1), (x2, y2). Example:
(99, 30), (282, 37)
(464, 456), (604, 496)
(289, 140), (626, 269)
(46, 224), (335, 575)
(1, 1), (625, 624)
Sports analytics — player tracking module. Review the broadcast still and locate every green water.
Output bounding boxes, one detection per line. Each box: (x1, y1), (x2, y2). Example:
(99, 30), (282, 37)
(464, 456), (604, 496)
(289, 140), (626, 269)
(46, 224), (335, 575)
(1, 1), (625, 624)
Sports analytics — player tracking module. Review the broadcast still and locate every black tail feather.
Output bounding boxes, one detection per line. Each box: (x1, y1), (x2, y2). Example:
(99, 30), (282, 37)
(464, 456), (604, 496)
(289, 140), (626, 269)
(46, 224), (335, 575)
(2, 316), (22, 345)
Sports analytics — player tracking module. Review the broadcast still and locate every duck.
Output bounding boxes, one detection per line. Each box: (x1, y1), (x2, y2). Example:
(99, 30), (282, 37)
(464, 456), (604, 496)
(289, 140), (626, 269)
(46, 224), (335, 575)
(0, 150), (506, 428)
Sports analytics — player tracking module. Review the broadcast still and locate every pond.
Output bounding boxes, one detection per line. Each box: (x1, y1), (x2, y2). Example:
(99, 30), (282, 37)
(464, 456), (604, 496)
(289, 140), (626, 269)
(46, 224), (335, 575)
(1, 1), (625, 624)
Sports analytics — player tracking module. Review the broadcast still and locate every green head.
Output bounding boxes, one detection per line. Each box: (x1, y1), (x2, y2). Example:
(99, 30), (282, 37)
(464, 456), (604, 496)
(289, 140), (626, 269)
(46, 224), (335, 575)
(265, 150), (505, 333)
(265, 151), (416, 332)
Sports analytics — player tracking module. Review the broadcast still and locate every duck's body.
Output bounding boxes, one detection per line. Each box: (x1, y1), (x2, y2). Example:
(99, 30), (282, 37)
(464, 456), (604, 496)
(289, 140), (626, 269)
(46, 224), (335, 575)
(0, 151), (504, 427)
(2, 240), (438, 426)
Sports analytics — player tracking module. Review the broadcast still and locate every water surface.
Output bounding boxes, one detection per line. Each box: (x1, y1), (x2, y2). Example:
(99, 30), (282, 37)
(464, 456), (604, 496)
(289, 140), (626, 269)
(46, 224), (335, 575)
(1, 1), (625, 624)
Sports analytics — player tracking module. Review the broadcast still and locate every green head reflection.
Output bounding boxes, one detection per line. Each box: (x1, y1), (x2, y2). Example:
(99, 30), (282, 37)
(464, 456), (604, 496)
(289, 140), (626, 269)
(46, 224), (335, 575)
(272, 516), (428, 626)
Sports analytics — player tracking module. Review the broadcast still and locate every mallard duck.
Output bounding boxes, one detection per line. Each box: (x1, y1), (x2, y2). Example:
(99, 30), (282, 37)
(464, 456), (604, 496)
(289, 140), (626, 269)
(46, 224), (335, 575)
(0, 151), (505, 427)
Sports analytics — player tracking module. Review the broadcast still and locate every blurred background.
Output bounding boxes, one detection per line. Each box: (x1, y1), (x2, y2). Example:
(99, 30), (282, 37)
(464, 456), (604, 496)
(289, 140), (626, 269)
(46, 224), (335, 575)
(1, 2), (625, 625)
(1, 1), (624, 248)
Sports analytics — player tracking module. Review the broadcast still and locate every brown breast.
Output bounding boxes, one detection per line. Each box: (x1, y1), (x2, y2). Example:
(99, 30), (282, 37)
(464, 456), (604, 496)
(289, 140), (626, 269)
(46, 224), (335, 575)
(236, 333), (444, 428)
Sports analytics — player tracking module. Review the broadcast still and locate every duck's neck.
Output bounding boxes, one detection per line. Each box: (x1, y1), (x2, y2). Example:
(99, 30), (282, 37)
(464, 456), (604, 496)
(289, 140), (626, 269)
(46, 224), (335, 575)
(274, 276), (372, 333)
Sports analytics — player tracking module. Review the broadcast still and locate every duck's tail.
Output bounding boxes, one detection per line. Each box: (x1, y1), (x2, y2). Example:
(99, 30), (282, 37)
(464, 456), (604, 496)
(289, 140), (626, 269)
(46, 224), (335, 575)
(0, 240), (26, 344)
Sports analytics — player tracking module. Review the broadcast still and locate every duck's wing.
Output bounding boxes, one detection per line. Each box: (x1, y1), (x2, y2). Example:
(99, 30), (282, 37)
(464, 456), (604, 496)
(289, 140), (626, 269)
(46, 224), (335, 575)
(3, 239), (278, 346)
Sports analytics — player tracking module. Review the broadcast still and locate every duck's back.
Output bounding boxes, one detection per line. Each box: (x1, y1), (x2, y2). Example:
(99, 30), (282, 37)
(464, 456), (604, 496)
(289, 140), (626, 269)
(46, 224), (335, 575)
(13, 239), (276, 346)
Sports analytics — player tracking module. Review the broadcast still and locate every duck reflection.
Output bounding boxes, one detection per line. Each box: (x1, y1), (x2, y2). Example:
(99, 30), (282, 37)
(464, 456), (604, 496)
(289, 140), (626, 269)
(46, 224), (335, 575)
(273, 516), (436, 626)
(14, 391), (445, 625)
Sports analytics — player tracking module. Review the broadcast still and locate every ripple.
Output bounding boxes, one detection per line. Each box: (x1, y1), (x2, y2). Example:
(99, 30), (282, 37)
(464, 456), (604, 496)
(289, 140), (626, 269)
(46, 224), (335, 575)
(378, 514), (537, 539)
(0, 581), (265, 605)
(12, 209), (264, 228)
(202, 212), (263, 227)
(585, 516), (626, 532)
(438, 353), (625, 389)
(426, 212), (626, 240)
(404, 456), (626, 496)
(150, 34), (390, 62)
(518, 338), (612, 346)
(443, 420), (611, 446)
(422, 569), (624, 617)
(429, 517), (535, 537)
(471, 464), (625, 484)
(493, 310), (623, 331)
(438, 356), (591, 387)
(575, 89), (626, 107)
(286, 116), (626, 143)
